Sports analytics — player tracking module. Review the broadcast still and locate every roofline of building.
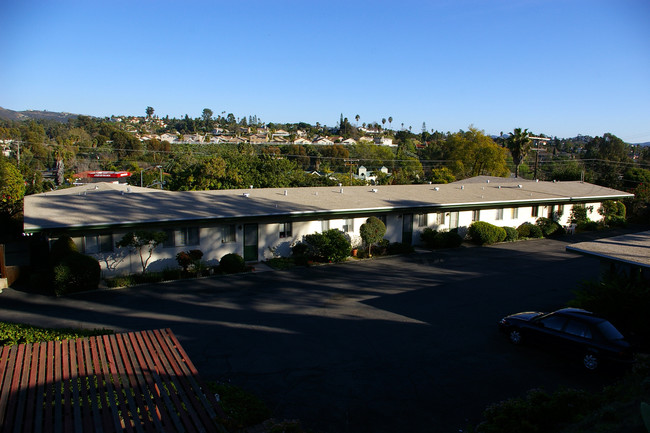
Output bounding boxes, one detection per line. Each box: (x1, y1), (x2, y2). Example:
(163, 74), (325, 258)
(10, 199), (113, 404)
(23, 191), (634, 234)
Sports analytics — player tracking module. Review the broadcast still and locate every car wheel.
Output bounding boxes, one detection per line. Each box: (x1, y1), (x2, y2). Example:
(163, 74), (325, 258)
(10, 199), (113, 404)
(583, 353), (599, 371)
(509, 329), (523, 345)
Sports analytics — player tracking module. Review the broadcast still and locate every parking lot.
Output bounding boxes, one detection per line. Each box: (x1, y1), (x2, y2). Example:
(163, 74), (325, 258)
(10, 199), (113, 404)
(0, 234), (623, 432)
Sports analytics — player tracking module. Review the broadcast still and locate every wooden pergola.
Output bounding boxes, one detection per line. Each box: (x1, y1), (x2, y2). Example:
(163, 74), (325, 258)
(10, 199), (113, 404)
(0, 328), (228, 433)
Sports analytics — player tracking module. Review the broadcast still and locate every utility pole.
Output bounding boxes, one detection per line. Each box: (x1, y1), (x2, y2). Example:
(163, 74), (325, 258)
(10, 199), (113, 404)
(529, 136), (550, 180)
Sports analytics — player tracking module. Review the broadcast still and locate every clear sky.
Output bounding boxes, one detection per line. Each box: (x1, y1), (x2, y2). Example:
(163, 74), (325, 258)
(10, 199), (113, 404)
(1, 0), (649, 142)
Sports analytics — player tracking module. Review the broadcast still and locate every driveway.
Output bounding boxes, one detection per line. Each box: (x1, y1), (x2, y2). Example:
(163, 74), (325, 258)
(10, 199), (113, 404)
(0, 233), (627, 432)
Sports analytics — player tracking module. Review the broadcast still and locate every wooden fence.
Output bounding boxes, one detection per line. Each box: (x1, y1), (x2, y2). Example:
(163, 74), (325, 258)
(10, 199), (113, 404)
(0, 328), (228, 433)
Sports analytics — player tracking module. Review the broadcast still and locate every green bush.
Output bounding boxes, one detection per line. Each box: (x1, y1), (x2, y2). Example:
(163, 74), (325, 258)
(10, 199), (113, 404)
(387, 242), (415, 255)
(468, 222), (507, 245)
(49, 235), (78, 260)
(219, 253), (246, 274)
(569, 205), (591, 225)
(503, 226), (518, 242)
(477, 387), (600, 433)
(517, 222), (543, 239)
(569, 271), (650, 350)
(576, 221), (600, 232)
(421, 228), (463, 249)
(176, 249), (204, 272)
(208, 382), (271, 429)
(536, 217), (565, 237)
(303, 229), (351, 262)
(0, 321), (112, 346)
(52, 252), (101, 296)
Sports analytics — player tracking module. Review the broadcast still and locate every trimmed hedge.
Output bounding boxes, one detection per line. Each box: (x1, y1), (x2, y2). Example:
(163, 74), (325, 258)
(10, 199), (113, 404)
(52, 251), (101, 296)
(219, 253), (246, 274)
(517, 222), (543, 239)
(468, 222), (506, 245)
(0, 321), (112, 347)
(503, 226), (518, 242)
(303, 229), (351, 263)
(420, 228), (463, 249)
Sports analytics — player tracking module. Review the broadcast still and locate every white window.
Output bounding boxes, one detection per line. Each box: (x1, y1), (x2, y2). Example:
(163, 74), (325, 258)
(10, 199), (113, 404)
(279, 222), (292, 238)
(343, 218), (354, 232)
(472, 210), (480, 222)
(496, 208), (504, 220)
(72, 234), (113, 254)
(321, 219), (330, 232)
(164, 227), (200, 247)
(222, 224), (236, 243)
(436, 212), (445, 225)
(531, 206), (539, 217)
(417, 213), (428, 227)
(511, 207), (519, 219)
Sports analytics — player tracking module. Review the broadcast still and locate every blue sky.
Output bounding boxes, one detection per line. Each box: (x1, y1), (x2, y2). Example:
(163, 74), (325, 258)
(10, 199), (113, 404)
(1, 0), (649, 142)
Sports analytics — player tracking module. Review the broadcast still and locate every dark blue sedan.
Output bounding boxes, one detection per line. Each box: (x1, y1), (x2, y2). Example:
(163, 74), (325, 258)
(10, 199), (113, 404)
(498, 308), (633, 371)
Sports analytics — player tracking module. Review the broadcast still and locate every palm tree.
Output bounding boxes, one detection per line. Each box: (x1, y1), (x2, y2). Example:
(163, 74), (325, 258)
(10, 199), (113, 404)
(388, 116), (393, 130)
(355, 114), (360, 125)
(506, 128), (532, 178)
(382, 118), (386, 129)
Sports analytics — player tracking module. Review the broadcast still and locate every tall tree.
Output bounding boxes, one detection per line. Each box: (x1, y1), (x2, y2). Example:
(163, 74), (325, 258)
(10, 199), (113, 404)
(388, 116), (393, 130)
(146, 106), (154, 118)
(116, 231), (167, 274)
(355, 114), (360, 125)
(202, 108), (213, 132)
(506, 128), (531, 178)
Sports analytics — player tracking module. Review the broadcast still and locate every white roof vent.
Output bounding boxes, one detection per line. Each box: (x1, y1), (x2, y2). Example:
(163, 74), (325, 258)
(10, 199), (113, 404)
(460, 185), (464, 190)
(486, 179), (490, 183)
(518, 185), (522, 188)
(434, 187), (440, 191)
(243, 192), (250, 197)
(371, 188), (378, 193)
(284, 190), (288, 196)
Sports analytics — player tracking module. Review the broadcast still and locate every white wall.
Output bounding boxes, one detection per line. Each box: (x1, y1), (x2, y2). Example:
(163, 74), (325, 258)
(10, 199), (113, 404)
(74, 201), (610, 277)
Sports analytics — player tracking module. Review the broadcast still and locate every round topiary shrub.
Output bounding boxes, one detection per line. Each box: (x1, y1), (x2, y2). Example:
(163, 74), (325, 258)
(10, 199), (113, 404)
(219, 253), (246, 274)
(53, 252), (101, 296)
(468, 222), (507, 245)
(50, 235), (78, 261)
(503, 226), (518, 242)
(517, 222), (543, 239)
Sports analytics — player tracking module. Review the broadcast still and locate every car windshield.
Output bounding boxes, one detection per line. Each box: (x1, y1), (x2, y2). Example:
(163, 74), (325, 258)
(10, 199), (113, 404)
(597, 321), (624, 340)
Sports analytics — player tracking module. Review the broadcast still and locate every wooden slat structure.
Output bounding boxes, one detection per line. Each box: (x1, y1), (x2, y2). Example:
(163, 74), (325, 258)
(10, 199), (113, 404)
(0, 329), (228, 433)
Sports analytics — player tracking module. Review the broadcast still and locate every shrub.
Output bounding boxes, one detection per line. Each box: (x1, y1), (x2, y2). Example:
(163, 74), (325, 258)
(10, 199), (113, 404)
(422, 228), (463, 249)
(291, 242), (310, 256)
(49, 235), (78, 260)
(0, 321), (112, 346)
(478, 387), (600, 433)
(468, 222), (506, 245)
(176, 249), (204, 272)
(517, 222), (543, 239)
(303, 229), (351, 262)
(576, 221), (600, 232)
(569, 205), (591, 225)
(52, 252), (101, 296)
(387, 242), (414, 255)
(569, 271), (650, 350)
(219, 253), (246, 274)
(208, 382), (271, 429)
(503, 226), (518, 242)
(536, 217), (565, 237)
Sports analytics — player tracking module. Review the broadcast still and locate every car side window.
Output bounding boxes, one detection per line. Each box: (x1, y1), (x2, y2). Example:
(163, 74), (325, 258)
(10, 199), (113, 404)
(539, 316), (566, 331)
(564, 320), (592, 339)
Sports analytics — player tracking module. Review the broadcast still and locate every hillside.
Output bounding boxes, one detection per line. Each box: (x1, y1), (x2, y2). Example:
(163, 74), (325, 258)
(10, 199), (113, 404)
(0, 107), (80, 123)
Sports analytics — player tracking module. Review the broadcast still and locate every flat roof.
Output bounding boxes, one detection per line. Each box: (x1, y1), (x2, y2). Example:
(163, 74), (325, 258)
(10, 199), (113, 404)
(23, 176), (633, 233)
(566, 230), (650, 269)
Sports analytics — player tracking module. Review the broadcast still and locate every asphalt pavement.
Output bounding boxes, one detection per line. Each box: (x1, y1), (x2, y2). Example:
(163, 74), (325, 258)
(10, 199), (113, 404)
(0, 230), (638, 432)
